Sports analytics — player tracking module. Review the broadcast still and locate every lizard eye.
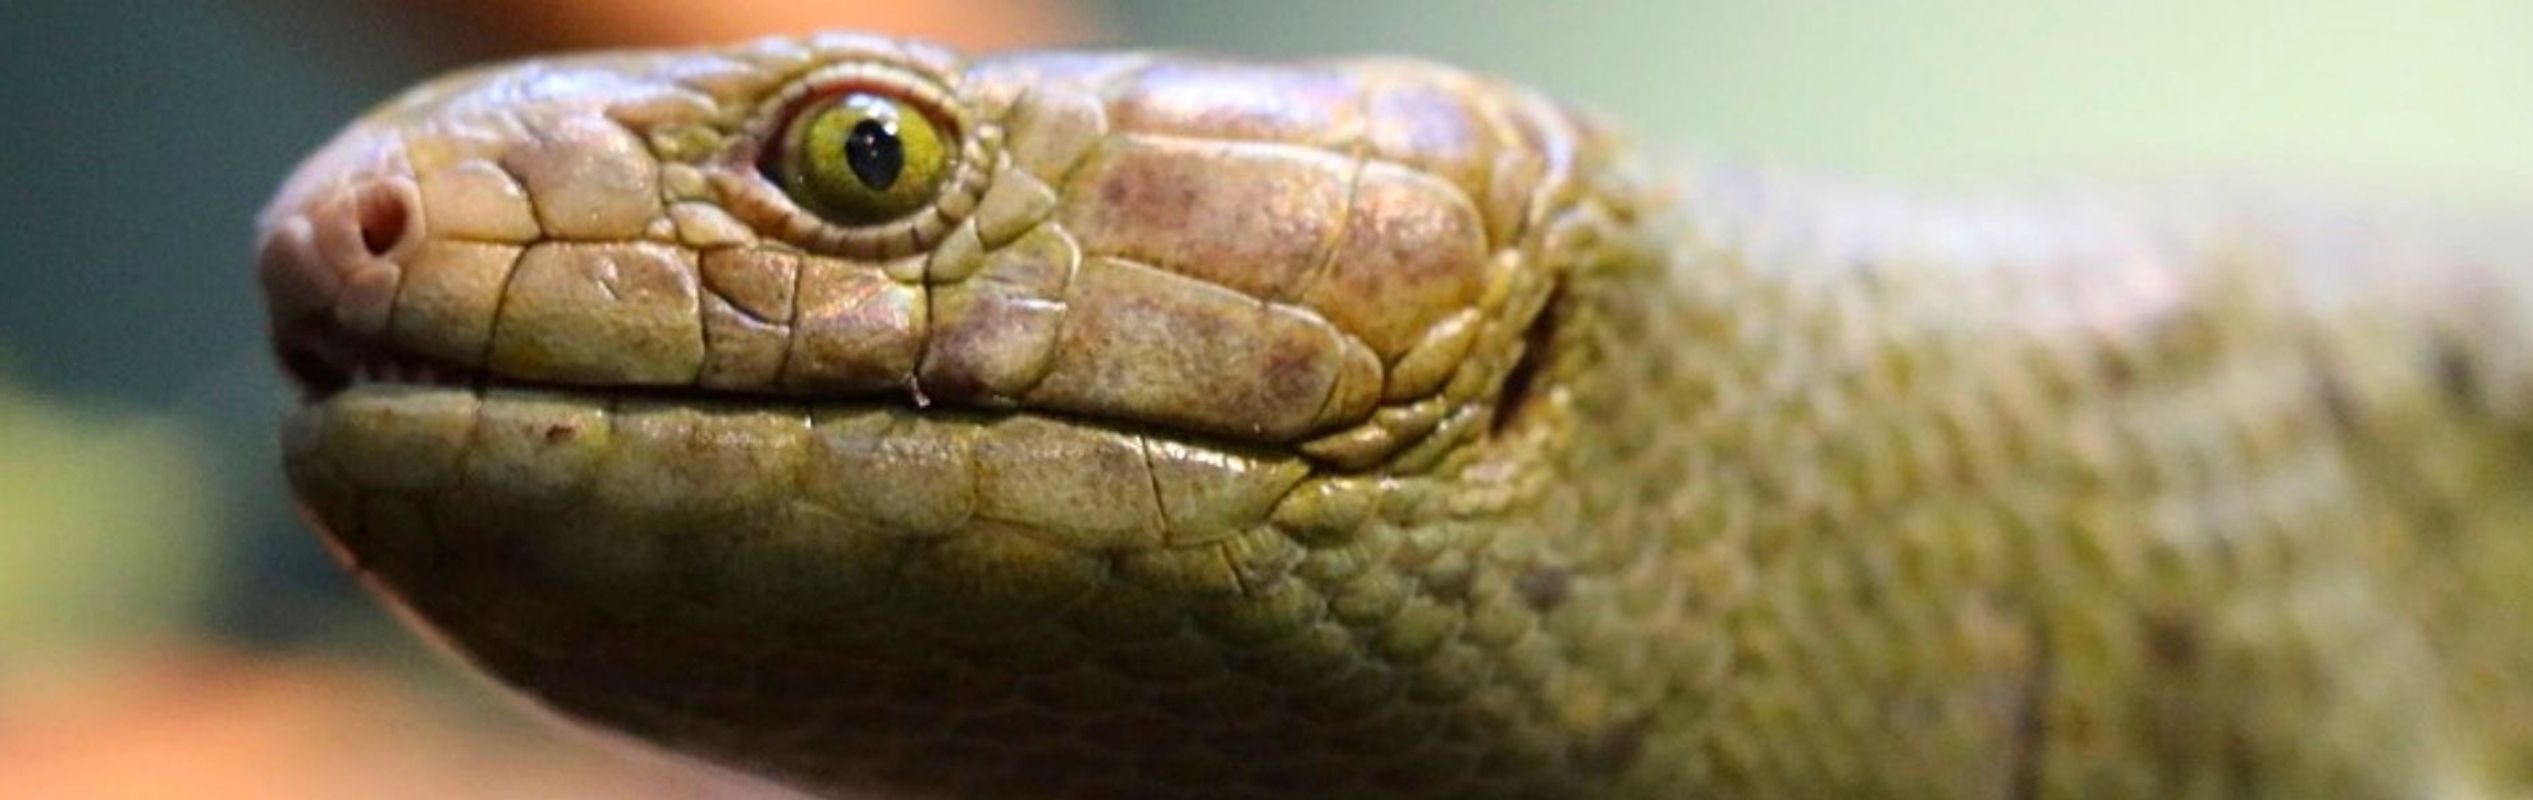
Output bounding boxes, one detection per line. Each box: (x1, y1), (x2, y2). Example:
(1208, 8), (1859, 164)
(717, 59), (990, 260)
(768, 91), (954, 225)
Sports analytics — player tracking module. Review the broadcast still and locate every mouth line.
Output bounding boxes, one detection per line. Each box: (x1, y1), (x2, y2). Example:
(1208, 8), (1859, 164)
(282, 332), (1309, 466)
(292, 354), (954, 418)
(279, 319), (938, 412)
(277, 321), (1352, 469)
(300, 367), (1331, 482)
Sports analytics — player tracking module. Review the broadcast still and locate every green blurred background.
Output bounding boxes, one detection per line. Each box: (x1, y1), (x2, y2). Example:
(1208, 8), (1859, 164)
(2, 0), (2527, 793)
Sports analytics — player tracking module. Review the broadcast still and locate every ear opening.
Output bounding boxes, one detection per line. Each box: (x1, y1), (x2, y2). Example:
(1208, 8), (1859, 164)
(1490, 282), (1565, 437)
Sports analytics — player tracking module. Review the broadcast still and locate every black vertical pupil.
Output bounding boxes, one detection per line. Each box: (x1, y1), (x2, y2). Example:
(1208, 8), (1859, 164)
(843, 118), (903, 191)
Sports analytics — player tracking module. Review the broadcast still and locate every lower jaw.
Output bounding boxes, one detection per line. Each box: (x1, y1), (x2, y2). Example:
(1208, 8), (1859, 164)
(285, 380), (1319, 636)
(282, 382), (1364, 795)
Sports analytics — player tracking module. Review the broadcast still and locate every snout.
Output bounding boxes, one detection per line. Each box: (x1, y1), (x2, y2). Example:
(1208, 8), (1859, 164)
(257, 129), (424, 392)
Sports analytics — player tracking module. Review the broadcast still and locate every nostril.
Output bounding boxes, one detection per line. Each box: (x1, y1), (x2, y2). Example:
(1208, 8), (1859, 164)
(354, 181), (412, 257)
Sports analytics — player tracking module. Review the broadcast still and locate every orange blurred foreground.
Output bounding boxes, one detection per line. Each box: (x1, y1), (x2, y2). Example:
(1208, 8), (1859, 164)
(0, 650), (790, 800)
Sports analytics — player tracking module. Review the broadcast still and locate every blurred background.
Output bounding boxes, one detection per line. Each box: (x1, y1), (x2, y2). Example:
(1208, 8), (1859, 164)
(3, 1), (2529, 796)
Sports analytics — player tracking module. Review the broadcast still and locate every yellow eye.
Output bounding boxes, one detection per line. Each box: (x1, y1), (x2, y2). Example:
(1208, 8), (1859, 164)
(770, 92), (952, 225)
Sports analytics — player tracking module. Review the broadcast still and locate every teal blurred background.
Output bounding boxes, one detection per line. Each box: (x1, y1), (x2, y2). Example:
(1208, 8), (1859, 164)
(1, 0), (2527, 793)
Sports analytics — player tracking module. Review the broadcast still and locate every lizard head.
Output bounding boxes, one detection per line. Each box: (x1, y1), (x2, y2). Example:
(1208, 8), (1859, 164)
(260, 31), (1671, 797)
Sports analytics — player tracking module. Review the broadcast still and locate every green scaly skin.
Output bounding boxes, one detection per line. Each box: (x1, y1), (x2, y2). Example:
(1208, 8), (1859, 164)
(257, 32), (2533, 799)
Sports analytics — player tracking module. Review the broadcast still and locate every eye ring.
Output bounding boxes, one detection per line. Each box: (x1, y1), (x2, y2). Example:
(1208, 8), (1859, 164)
(716, 61), (995, 260)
